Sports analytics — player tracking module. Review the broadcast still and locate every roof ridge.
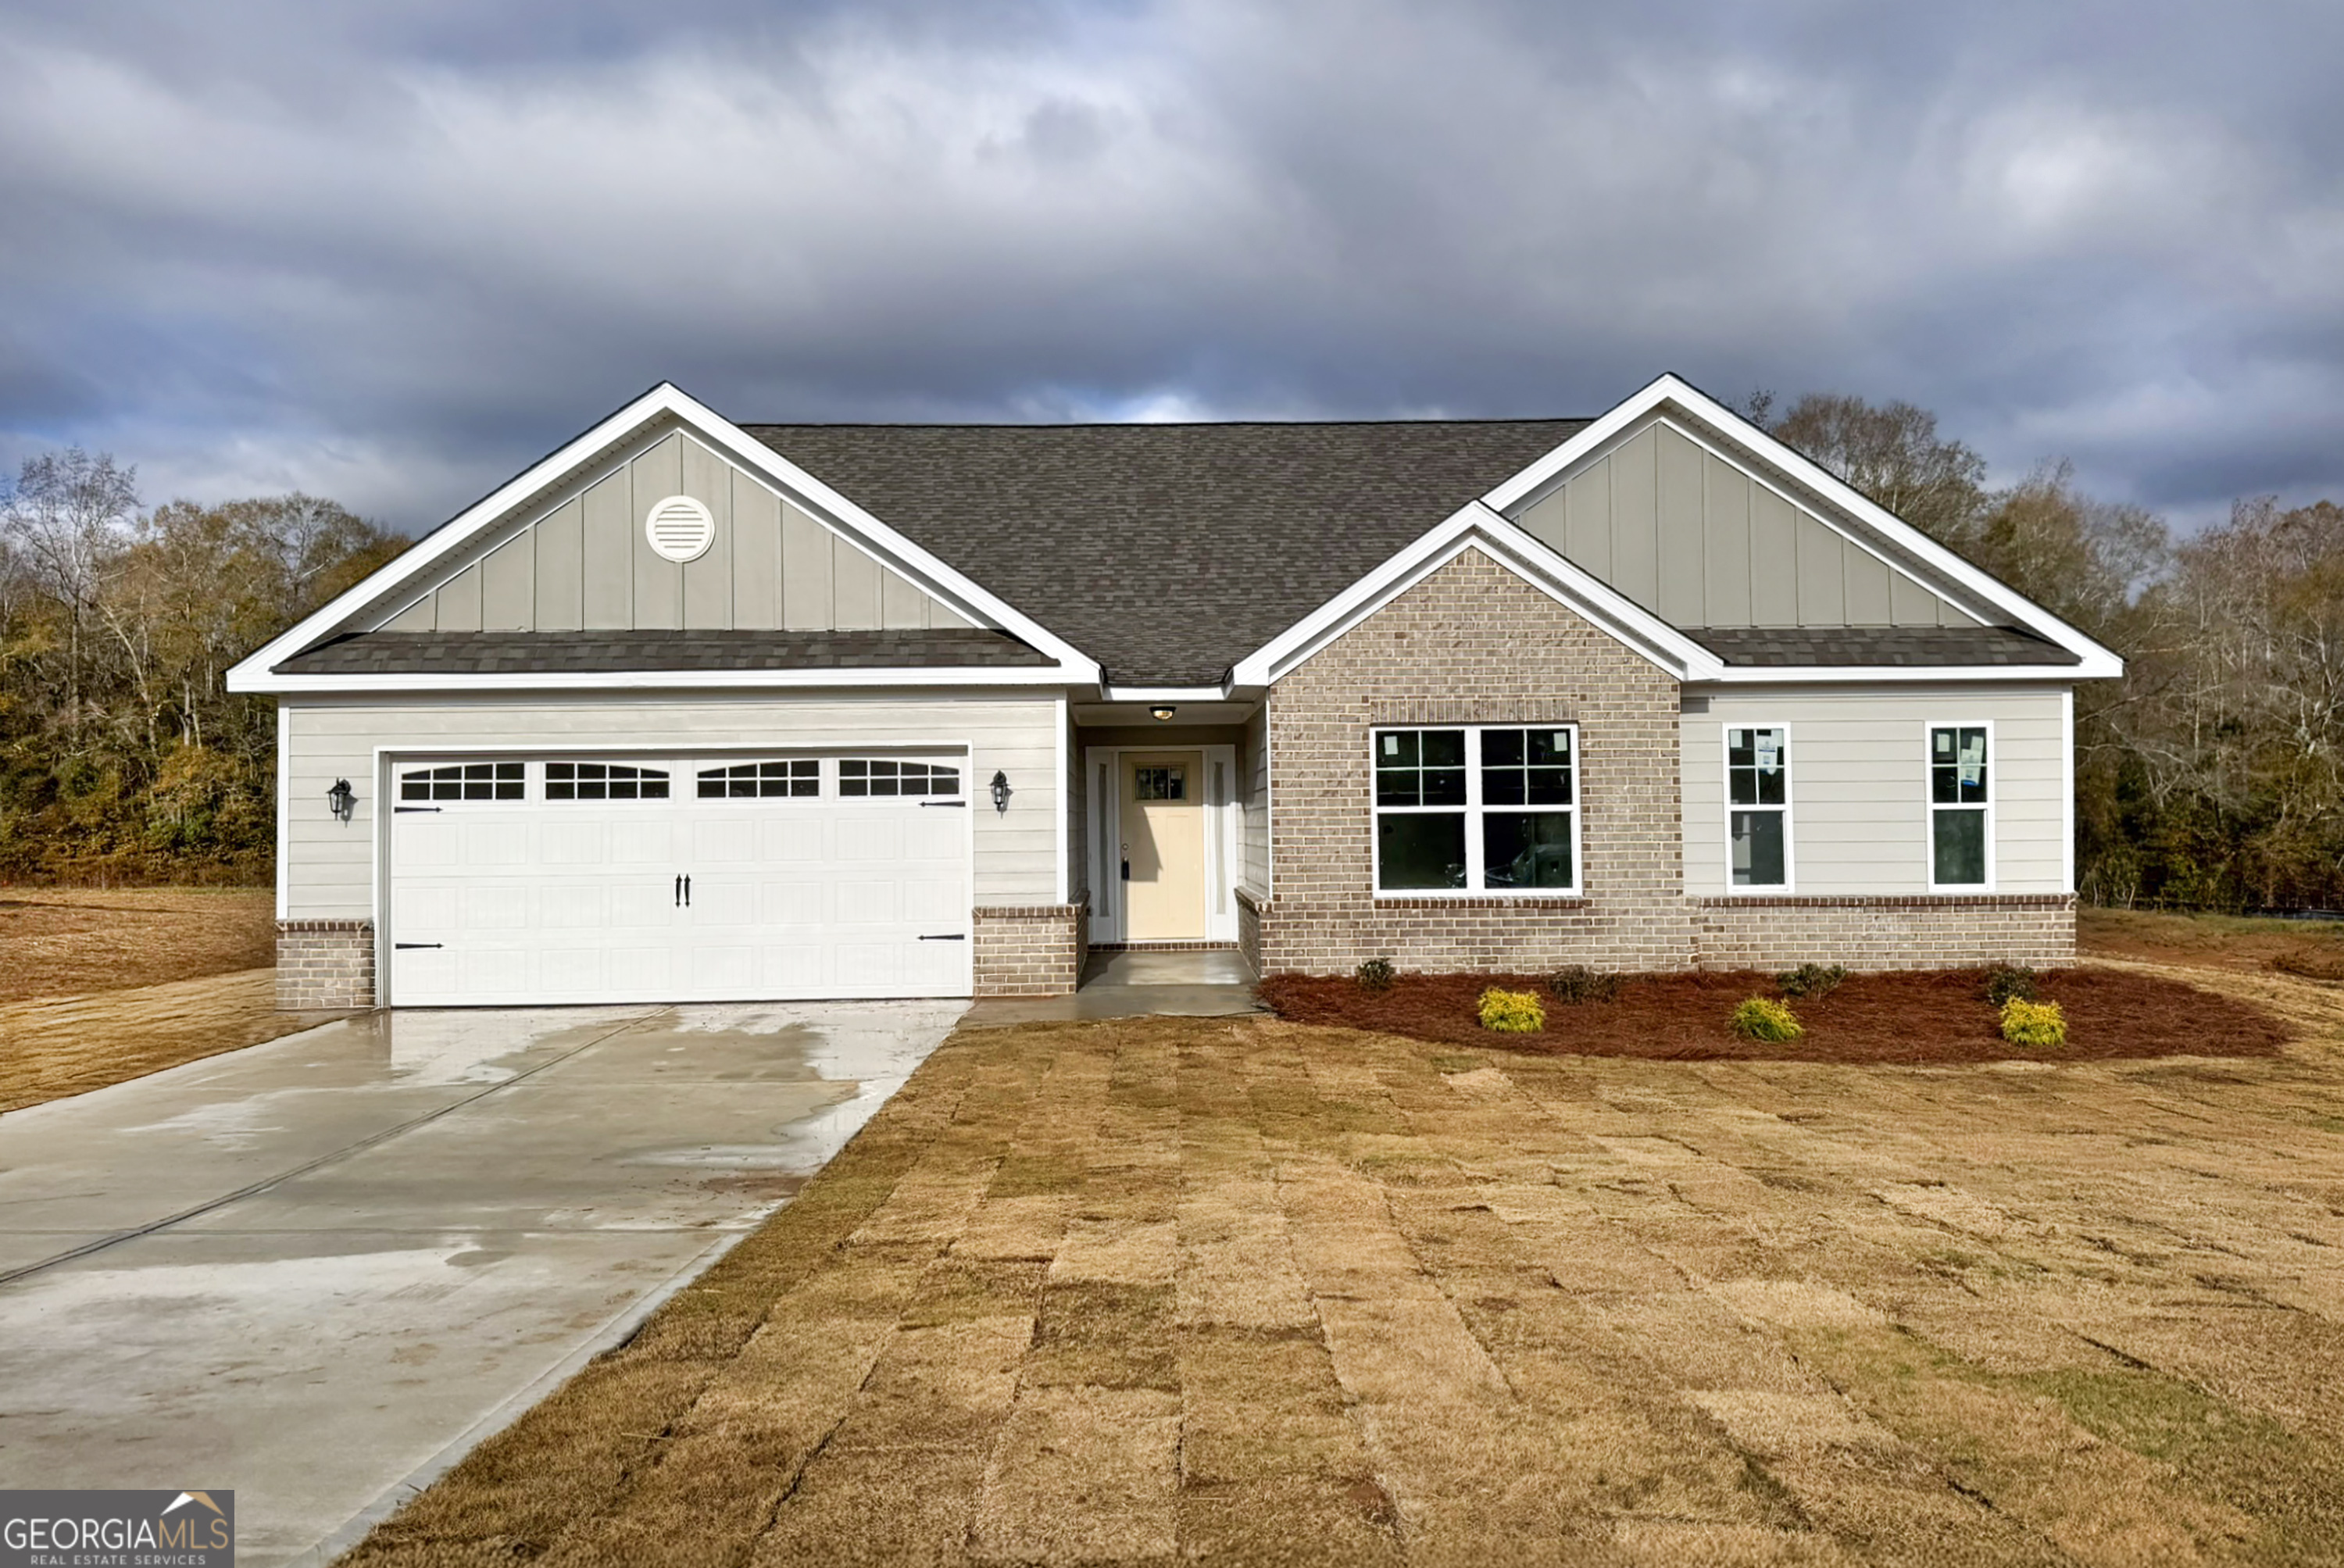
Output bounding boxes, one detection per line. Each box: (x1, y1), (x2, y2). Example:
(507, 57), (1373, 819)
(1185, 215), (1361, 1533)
(740, 416), (1595, 432)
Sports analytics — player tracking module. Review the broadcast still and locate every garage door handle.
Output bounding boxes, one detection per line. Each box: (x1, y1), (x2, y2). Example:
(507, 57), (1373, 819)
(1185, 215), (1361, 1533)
(919, 933), (967, 941)
(395, 942), (443, 950)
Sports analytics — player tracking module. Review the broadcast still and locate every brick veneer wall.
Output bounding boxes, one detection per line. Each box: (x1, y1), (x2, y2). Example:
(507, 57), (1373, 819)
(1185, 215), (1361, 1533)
(1261, 548), (1692, 974)
(1694, 895), (2075, 971)
(1252, 547), (2078, 977)
(277, 920), (375, 1009)
(1236, 888), (1264, 977)
(973, 901), (1086, 997)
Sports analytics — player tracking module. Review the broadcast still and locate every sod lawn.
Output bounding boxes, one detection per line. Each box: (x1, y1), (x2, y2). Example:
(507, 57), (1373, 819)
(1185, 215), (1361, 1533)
(349, 963), (2344, 1567)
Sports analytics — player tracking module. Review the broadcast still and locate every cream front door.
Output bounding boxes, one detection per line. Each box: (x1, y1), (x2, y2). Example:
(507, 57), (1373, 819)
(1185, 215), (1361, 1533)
(1120, 751), (1206, 941)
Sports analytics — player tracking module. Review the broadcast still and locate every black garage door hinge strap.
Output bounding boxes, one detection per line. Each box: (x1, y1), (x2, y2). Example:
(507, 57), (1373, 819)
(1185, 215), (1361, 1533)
(394, 942), (443, 950)
(920, 800), (967, 807)
(394, 805), (441, 813)
(918, 933), (968, 941)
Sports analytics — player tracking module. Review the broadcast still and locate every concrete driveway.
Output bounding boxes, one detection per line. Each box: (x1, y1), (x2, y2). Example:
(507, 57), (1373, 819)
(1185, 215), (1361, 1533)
(0, 1000), (961, 1566)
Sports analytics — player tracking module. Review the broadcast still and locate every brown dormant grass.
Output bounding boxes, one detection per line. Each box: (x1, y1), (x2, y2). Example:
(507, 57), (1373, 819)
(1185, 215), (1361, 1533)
(0, 885), (277, 1003)
(349, 964), (2344, 1567)
(0, 887), (341, 1113)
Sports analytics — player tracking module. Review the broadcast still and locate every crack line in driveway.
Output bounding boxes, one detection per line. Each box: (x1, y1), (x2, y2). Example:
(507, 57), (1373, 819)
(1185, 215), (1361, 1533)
(0, 1008), (667, 1290)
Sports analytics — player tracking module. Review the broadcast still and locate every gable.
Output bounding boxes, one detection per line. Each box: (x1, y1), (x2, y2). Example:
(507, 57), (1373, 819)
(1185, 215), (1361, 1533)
(377, 426), (976, 636)
(1510, 417), (1983, 630)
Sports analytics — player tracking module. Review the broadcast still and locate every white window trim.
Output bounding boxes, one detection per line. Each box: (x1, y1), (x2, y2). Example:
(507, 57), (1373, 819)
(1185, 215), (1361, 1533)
(1924, 719), (1996, 893)
(1720, 723), (1794, 895)
(1369, 724), (1584, 899)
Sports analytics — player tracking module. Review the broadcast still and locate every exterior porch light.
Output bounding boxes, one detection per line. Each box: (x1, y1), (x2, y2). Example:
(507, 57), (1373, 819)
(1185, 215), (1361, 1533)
(327, 777), (356, 823)
(1149, 705), (1176, 721)
(989, 770), (1011, 814)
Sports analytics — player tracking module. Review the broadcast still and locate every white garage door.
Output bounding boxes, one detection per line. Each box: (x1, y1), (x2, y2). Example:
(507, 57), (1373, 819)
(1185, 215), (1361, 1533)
(386, 753), (971, 1005)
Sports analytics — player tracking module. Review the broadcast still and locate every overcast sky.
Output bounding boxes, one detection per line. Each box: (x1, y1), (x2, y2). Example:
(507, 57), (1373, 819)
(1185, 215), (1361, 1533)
(1, 0), (2338, 533)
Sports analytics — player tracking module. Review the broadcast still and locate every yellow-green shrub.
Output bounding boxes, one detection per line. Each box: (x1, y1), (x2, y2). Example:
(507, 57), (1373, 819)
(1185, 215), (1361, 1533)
(2000, 998), (2067, 1048)
(1731, 996), (1803, 1041)
(1478, 988), (1545, 1033)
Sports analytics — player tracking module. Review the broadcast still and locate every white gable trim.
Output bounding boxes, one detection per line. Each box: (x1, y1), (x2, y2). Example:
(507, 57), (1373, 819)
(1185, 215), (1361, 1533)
(1481, 373), (2124, 678)
(1231, 501), (1728, 688)
(227, 384), (1099, 694)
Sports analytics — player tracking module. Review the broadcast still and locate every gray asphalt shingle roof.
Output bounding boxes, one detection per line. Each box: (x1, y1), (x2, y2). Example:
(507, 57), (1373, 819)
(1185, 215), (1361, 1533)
(276, 629), (1053, 676)
(745, 420), (1589, 685)
(1692, 627), (2081, 667)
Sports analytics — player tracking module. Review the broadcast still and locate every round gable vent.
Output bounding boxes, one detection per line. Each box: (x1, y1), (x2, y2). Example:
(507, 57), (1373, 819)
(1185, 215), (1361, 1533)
(644, 495), (715, 563)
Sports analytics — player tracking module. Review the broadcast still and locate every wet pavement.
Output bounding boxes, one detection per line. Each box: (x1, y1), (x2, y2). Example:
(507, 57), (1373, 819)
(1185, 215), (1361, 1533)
(960, 948), (1263, 1027)
(0, 1001), (960, 1566)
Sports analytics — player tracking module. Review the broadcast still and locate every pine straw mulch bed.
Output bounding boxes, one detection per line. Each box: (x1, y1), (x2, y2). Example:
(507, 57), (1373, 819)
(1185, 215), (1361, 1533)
(1257, 965), (2293, 1064)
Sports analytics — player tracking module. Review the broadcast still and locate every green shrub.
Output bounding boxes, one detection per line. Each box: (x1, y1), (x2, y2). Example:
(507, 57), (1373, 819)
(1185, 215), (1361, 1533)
(1354, 957), (1396, 992)
(1778, 962), (1848, 999)
(1731, 996), (1804, 1041)
(2000, 998), (2067, 1048)
(1549, 965), (1622, 1004)
(1478, 988), (1546, 1033)
(1985, 964), (2040, 1007)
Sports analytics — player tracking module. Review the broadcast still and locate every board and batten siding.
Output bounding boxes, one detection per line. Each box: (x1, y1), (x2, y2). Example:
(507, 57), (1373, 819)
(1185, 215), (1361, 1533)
(1513, 418), (1982, 630)
(379, 427), (977, 636)
(281, 691), (1061, 920)
(1680, 684), (2071, 896)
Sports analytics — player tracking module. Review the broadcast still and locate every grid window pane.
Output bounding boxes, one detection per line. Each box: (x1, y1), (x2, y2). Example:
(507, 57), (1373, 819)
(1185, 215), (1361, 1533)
(1727, 728), (1787, 807)
(1484, 812), (1574, 889)
(697, 759), (820, 798)
(1376, 729), (1467, 807)
(1933, 809), (1987, 885)
(1481, 728), (1573, 812)
(1731, 809), (1786, 886)
(400, 761), (525, 802)
(1930, 727), (1988, 805)
(1134, 766), (1185, 801)
(1377, 813), (1467, 890)
(548, 763), (670, 801)
(838, 759), (960, 798)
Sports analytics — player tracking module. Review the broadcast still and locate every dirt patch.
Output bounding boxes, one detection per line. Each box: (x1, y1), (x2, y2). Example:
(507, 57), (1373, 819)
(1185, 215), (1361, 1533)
(0, 886), (277, 1004)
(1258, 964), (2291, 1063)
(0, 967), (345, 1114)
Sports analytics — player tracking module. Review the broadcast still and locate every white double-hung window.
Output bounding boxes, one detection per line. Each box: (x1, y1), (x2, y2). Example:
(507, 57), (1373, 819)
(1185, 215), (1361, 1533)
(1372, 725), (1580, 895)
(1928, 723), (1992, 888)
(1724, 726), (1789, 888)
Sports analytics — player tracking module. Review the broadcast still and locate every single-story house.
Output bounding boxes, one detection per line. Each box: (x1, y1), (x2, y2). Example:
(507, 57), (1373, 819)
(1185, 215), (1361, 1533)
(227, 374), (2121, 1009)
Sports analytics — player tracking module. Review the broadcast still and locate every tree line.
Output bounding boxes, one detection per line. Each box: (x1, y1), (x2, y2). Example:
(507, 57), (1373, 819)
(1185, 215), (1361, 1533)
(4, 400), (2342, 908)
(0, 452), (402, 880)
(1751, 391), (2344, 912)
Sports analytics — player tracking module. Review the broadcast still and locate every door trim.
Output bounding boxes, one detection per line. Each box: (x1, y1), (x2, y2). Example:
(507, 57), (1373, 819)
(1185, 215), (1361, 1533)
(1084, 743), (1238, 947)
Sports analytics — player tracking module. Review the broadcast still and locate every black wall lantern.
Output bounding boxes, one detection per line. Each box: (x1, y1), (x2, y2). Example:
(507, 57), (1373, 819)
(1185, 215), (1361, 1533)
(989, 770), (1011, 815)
(327, 777), (356, 823)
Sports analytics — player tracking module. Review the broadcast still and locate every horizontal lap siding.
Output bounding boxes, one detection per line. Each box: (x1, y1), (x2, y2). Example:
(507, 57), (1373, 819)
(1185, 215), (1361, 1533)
(1680, 685), (2070, 895)
(283, 691), (1060, 920)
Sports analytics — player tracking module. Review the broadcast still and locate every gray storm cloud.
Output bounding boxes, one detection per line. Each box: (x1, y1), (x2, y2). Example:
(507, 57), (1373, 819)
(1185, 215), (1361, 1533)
(0, 0), (2337, 530)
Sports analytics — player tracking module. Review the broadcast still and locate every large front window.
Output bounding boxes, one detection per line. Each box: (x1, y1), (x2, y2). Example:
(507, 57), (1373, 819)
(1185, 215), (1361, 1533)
(1929, 724), (1991, 887)
(1373, 726), (1579, 895)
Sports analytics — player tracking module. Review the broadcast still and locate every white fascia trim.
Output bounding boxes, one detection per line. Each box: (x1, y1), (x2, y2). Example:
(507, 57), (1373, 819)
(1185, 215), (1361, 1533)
(1099, 684), (1235, 703)
(251, 666), (1084, 695)
(1231, 500), (1725, 688)
(1703, 663), (2110, 684)
(227, 382), (1100, 695)
(1480, 373), (2125, 677)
